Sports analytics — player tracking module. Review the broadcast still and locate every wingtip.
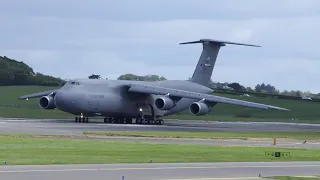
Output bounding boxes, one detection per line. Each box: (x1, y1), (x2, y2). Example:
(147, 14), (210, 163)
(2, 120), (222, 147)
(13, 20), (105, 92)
(269, 106), (291, 111)
(18, 97), (27, 100)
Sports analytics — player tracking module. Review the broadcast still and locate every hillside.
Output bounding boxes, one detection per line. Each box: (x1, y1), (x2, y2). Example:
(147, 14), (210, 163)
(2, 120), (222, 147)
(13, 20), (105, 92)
(0, 56), (65, 86)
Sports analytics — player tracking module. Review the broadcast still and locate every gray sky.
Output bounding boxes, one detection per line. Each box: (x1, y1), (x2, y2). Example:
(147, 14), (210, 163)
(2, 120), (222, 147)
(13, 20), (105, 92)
(1, 0), (320, 93)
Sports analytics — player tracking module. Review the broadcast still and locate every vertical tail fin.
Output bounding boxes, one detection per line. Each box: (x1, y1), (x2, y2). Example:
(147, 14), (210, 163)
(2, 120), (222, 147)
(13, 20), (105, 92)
(180, 39), (261, 87)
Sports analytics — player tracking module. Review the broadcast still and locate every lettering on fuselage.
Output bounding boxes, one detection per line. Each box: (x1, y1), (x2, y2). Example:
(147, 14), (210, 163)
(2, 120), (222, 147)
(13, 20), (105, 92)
(90, 94), (104, 99)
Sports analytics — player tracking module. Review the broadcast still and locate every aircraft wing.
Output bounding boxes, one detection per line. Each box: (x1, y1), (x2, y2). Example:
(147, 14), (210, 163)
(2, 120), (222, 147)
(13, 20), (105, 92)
(18, 89), (60, 100)
(127, 84), (290, 111)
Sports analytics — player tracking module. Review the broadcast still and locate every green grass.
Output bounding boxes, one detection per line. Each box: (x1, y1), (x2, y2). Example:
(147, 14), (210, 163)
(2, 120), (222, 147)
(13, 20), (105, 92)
(0, 136), (320, 165)
(1, 85), (320, 123)
(83, 131), (320, 140)
(167, 115), (320, 124)
(271, 176), (320, 180)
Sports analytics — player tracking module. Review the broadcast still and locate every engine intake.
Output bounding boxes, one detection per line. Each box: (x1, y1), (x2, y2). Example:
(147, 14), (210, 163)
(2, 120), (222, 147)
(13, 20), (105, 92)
(189, 102), (210, 116)
(155, 97), (175, 110)
(39, 96), (56, 109)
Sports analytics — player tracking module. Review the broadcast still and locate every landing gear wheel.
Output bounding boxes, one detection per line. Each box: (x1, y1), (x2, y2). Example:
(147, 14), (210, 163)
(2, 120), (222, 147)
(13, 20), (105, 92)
(119, 118), (125, 124)
(155, 119), (164, 125)
(125, 118), (132, 124)
(75, 117), (78, 122)
(136, 118), (142, 124)
(113, 118), (120, 124)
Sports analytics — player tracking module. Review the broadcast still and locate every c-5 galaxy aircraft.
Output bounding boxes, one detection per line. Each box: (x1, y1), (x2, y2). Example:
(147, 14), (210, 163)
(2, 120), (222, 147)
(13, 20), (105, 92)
(18, 39), (289, 125)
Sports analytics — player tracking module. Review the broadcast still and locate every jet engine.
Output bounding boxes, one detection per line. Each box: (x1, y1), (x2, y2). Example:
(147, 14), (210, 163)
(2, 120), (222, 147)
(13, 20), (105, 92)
(189, 102), (210, 116)
(155, 97), (175, 110)
(39, 96), (56, 109)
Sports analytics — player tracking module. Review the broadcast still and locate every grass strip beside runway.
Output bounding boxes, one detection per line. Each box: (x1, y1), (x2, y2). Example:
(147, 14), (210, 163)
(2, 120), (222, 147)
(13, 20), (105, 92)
(83, 131), (320, 140)
(0, 136), (320, 165)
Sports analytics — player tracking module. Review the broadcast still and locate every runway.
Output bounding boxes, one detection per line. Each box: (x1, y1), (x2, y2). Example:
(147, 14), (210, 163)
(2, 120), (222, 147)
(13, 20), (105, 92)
(0, 162), (319, 180)
(0, 118), (319, 135)
(0, 118), (319, 179)
(0, 118), (319, 149)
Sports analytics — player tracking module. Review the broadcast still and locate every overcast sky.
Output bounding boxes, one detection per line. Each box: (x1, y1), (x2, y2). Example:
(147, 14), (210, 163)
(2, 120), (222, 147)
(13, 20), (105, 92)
(1, 0), (320, 93)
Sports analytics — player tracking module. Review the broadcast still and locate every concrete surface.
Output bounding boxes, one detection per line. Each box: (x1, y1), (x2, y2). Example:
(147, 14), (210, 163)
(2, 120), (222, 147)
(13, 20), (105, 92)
(0, 118), (319, 149)
(0, 118), (319, 135)
(0, 162), (319, 180)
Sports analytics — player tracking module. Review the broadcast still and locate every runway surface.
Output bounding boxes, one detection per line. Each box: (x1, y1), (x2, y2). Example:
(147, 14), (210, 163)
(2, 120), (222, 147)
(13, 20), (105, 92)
(0, 118), (319, 179)
(0, 118), (319, 149)
(0, 162), (319, 180)
(0, 118), (319, 134)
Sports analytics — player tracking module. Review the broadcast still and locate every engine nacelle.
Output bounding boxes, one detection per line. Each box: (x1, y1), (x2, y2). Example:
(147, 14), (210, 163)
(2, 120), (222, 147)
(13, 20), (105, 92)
(189, 102), (210, 116)
(39, 96), (56, 109)
(155, 97), (175, 110)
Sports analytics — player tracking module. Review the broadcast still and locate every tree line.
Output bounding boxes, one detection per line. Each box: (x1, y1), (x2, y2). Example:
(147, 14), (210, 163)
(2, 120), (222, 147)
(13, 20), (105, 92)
(215, 82), (320, 98)
(88, 73), (167, 81)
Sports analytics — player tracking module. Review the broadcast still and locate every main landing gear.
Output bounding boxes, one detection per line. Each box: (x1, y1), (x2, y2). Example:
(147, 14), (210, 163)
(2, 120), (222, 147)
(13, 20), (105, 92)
(75, 116), (89, 123)
(74, 116), (164, 125)
(102, 116), (164, 125)
(135, 117), (164, 125)
(103, 117), (132, 124)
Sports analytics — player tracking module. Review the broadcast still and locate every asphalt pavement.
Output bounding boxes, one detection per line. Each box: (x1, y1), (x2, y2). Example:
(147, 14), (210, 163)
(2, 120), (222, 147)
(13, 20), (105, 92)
(0, 118), (319, 149)
(0, 118), (319, 135)
(0, 162), (319, 180)
(0, 118), (319, 179)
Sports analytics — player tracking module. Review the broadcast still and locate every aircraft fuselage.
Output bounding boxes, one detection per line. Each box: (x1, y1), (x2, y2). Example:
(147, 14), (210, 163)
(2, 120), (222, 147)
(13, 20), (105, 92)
(52, 79), (213, 118)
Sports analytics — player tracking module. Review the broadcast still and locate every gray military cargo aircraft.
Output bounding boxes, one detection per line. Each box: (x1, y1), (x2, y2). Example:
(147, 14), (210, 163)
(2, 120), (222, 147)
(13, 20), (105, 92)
(18, 39), (290, 125)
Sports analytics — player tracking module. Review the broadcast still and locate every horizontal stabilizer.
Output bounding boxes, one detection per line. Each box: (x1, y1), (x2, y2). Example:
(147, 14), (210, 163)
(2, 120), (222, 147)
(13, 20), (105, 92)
(180, 39), (261, 47)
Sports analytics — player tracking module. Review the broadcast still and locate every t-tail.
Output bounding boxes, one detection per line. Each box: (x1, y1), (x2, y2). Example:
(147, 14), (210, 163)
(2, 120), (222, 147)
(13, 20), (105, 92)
(180, 39), (261, 87)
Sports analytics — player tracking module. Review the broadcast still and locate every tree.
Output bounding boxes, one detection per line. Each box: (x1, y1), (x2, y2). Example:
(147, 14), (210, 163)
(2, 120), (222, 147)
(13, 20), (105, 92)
(296, 90), (302, 97)
(117, 73), (167, 81)
(246, 87), (255, 92)
(227, 82), (244, 92)
(255, 83), (277, 94)
(88, 74), (101, 79)
(255, 84), (261, 92)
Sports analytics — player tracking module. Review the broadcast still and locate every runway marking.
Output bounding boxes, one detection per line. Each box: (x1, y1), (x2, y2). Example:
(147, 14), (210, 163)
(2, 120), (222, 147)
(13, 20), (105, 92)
(0, 164), (319, 173)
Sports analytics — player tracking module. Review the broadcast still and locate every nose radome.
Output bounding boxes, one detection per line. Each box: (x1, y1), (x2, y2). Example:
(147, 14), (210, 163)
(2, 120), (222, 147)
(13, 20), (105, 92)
(54, 91), (65, 110)
(54, 91), (79, 112)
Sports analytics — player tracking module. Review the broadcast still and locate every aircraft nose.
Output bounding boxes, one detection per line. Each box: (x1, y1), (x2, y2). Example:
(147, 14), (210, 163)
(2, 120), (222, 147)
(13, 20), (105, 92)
(54, 91), (78, 111)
